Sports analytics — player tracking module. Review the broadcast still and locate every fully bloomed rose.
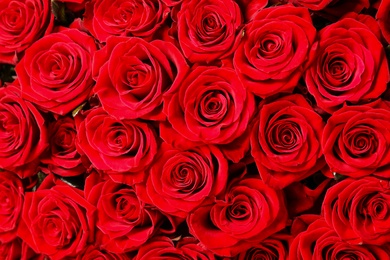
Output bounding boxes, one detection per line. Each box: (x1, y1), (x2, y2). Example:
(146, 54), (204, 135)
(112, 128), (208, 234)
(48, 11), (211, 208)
(251, 94), (325, 189)
(76, 107), (158, 185)
(290, 218), (390, 260)
(15, 29), (97, 115)
(17, 183), (95, 259)
(163, 66), (255, 162)
(305, 18), (389, 113)
(0, 85), (48, 178)
(137, 144), (228, 218)
(176, 0), (243, 63)
(41, 116), (86, 177)
(322, 105), (390, 178)
(0, 171), (23, 243)
(322, 177), (390, 245)
(233, 5), (316, 98)
(377, 0), (390, 43)
(84, 0), (169, 42)
(93, 36), (188, 120)
(188, 177), (287, 257)
(86, 176), (164, 253)
(0, 0), (53, 64)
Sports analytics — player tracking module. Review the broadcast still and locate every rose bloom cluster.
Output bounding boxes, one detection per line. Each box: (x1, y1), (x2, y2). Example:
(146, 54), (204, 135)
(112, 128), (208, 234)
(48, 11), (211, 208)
(1, 0), (390, 259)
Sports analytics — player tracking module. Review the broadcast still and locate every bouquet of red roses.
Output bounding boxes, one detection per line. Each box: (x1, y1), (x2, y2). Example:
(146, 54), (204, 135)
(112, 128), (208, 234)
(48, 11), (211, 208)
(0, 0), (390, 259)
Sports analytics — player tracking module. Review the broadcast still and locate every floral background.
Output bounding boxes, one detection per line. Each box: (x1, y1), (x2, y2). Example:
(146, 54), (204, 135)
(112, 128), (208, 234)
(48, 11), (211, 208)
(0, 0), (390, 259)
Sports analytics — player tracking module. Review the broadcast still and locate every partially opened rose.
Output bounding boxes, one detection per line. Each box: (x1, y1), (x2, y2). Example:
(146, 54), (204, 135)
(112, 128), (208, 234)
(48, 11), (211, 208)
(322, 105), (390, 178)
(0, 0), (53, 64)
(305, 18), (389, 113)
(234, 5), (316, 98)
(41, 116), (85, 177)
(84, 0), (169, 42)
(176, 0), (243, 63)
(17, 183), (95, 259)
(137, 143), (228, 218)
(76, 107), (158, 185)
(323, 177), (390, 245)
(0, 85), (48, 178)
(15, 29), (97, 115)
(164, 66), (255, 162)
(86, 177), (164, 253)
(93, 36), (188, 120)
(188, 177), (287, 257)
(251, 94), (325, 189)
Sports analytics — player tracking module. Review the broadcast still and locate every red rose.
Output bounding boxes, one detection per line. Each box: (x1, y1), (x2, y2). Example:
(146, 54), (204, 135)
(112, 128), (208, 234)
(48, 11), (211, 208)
(76, 107), (158, 185)
(0, 85), (48, 178)
(17, 183), (95, 259)
(305, 18), (389, 113)
(84, 0), (169, 42)
(41, 116), (86, 177)
(176, 0), (243, 63)
(163, 66), (255, 162)
(233, 5), (316, 98)
(0, 0), (53, 64)
(231, 236), (288, 260)
(15, 29), (97, 115)
(323, 177), (390, 245)
(188, 177), (287, 257)
(137, 143), (228, 218)
(377, 0), (390, 44)
(134, 236), (215, 259)
(0, 171), (23, 243)
(86, 177), (164, 253)
(251, 94), (325, 189)
(93, 36), (188, 120)
(322, 105), (390, 178)
(76, 245), (131, 260)
(290, 218), (390, 260)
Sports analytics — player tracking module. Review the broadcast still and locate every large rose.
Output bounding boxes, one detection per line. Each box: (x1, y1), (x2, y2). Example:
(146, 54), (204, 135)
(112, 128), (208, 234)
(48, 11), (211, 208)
(163, 66), (255, 162)
(322, 105), (390, 178)
(93, 36), (188, 120)
(76, 107), (158, 185)
(0, 171), (23, 243)
(134, 236), (215, 259)
(233, 5), (316, 98)
(188, 177), (287, 257)
(41, 116), (86, 177)
(15, 29), (97, 115)
(84, 0), (169, 42)
(176, 0), (243, 63)
(86, 176), (164, 253)
(290, 218), (390, 260)
(0, 0), (53, 64)
(377, 0), (390, 44)
(0, 85), (48, 178)
(322, 177), (390, 245)
(137, 143), (228, 218)
(305, 18), (389, 113)
(251, 94), (325, 189)
(17, 182), (95, 259)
